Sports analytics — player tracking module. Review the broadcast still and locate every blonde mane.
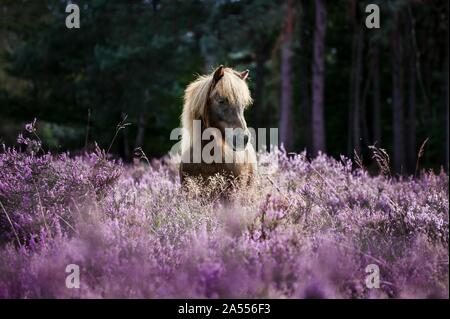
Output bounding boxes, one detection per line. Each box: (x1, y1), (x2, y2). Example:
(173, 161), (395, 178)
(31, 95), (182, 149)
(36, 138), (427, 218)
(181, 67), (252, 153)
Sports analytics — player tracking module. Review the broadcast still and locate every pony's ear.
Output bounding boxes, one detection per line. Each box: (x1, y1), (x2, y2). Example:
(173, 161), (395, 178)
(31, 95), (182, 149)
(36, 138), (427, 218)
(213, 65), (225, 83)
(238, 69), (249, 81)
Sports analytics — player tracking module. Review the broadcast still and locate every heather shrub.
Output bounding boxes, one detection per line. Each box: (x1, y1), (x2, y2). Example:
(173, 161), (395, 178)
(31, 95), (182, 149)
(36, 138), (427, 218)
(0, 127), (448, 298)
(0, 144), (122, 245)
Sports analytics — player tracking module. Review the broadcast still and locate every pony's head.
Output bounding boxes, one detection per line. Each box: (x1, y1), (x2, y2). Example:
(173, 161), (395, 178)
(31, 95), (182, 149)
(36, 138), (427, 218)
(181, 65), (253, 153)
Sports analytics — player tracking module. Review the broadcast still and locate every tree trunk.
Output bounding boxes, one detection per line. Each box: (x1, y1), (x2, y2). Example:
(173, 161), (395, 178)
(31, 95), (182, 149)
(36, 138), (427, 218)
(372, 42), (382, 145)
(298, 2), (311, 153)
(311, 0), (327, 156)
(445, 16), (449, 171)
(279, 0), (294, 151)
(200, 33), (216, 72)
(391, 11), (405, 173)
(360, 50), (372, 149)
(446, 58), (449, 171)
(135, 115), (147, 150)
(253, 48), (266, 129)
(347, 1), (365, 156)
(134, 90), (149, 150)
(406, 18), (417, 173)
(350, 26), (364, 154)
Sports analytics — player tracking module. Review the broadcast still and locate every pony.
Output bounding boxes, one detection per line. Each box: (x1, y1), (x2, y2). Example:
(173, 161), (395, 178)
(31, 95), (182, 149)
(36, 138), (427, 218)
(179, 65), (257, 186)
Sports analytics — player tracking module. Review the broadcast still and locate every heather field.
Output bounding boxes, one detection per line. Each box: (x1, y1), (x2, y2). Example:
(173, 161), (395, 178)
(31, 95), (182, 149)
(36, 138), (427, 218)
(0, 129), (448, 299)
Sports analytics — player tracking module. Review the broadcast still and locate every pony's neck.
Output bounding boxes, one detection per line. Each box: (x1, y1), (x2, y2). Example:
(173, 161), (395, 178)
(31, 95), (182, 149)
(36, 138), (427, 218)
(192, 119), (227, 160)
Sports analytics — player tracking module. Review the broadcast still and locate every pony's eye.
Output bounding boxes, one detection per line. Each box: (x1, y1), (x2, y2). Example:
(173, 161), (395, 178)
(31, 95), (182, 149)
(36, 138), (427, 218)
(217, 97), (226, 104)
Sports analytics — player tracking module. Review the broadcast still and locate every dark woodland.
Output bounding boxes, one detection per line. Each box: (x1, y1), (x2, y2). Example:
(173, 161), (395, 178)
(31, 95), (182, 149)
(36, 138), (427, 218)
(0, 0), (448, 173)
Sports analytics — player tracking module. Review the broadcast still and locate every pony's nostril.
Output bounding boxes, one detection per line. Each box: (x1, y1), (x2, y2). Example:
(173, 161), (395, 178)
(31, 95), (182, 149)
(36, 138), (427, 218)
(231, 134), (248, 150)
(243, 134), (249, 146)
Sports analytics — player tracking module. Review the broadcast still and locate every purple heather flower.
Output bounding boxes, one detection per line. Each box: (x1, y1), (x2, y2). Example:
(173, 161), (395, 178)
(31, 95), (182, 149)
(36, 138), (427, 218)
(0, 129), (447, 299)
(25, 118), (37, 133)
